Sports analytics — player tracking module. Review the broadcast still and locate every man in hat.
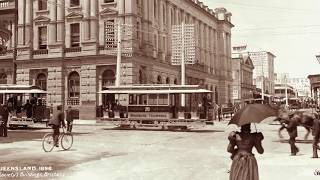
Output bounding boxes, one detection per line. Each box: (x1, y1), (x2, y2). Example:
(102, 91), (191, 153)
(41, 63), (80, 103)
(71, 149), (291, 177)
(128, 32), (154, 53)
(66, 106), (74, 132)
(284, 112), (300, 156)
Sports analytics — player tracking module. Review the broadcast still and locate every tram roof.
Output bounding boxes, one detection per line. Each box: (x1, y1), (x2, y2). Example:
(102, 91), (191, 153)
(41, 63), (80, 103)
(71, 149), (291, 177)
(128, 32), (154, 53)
(0, 85), (46, 94)
(99, 85), (211, 94)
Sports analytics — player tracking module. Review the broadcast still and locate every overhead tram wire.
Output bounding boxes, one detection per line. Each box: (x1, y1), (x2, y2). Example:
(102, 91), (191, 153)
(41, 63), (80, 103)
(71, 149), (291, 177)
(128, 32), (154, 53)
(209, 1), (318, 14)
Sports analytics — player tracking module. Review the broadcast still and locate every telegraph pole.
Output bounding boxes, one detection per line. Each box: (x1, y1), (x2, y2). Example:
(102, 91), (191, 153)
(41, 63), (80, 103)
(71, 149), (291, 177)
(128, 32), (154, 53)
(115, 23), (122, 87)
(181, 22), (185, 107)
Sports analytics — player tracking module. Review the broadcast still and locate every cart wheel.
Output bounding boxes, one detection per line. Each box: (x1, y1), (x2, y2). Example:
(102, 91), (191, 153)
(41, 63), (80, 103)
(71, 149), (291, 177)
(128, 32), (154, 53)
(42, 133), (54, 152)
(61, 133), (73, 150)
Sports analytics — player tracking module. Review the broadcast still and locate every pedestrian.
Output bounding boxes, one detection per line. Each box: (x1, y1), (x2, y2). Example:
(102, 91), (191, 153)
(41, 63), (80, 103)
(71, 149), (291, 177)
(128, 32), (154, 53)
(217, 104), (222, 121)
(284, 113), (300, 156)
(23, 100), (33, 118)
(0, 104), (9, 137)
(48, 105), (65, 147)
(312, 117), (320, 158)
(227, 123), (264, 180)
(66, 106), (74, 132)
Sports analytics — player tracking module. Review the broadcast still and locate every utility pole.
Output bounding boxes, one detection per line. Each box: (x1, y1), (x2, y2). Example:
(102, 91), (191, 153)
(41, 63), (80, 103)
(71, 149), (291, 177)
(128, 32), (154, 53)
(181, 22), (185, 107)
(115, 23), (122, 87)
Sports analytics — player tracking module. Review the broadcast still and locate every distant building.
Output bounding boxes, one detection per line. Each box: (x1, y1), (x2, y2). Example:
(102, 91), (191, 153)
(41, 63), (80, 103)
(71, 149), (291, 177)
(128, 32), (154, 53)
(249, 51), (276, 96)
(232, 46), (275, 96)
(275, 73), (310, 97)
(307, 74), (320, 105)
(231, 52), (254, 104)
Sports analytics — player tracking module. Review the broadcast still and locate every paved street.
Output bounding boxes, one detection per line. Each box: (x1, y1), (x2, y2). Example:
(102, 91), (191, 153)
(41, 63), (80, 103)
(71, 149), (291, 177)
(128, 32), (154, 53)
(0, 119), (320, 180)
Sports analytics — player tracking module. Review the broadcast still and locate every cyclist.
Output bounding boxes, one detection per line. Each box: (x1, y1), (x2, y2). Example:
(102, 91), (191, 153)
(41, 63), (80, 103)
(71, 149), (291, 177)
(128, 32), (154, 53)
(48, 105), (65, 147)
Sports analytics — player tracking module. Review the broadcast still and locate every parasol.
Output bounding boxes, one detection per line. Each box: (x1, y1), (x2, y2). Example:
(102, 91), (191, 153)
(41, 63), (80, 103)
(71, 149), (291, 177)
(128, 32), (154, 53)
(228, 104), (279, 127)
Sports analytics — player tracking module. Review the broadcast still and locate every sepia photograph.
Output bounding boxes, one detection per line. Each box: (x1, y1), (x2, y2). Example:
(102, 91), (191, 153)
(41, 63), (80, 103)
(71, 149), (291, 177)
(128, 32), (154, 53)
(0, 0), (319, 179)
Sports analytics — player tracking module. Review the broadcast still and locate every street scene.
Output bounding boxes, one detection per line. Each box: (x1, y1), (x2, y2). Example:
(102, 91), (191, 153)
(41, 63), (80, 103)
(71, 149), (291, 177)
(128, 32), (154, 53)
(0, 0), (320, 179)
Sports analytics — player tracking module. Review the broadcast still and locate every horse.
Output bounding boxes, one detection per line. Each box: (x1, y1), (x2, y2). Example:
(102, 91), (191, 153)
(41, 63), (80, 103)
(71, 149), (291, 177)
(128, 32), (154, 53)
(275, 110), (316, 140)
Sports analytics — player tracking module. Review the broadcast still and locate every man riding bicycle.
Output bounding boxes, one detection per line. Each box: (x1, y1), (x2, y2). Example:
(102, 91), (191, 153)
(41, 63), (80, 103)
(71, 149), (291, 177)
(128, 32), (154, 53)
(48, 105), (65, 147)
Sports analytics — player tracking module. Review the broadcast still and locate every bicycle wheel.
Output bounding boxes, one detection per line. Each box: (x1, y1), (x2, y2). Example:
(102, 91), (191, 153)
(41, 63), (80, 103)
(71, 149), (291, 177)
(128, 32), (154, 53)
(61, 133), (73, 150)
(42, 133), (54, 152)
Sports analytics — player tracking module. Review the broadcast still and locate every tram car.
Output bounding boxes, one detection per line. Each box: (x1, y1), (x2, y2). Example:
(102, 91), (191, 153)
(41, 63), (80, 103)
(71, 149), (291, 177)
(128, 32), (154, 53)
(0, 85), (48, 128)
(99, 85), (212, 130)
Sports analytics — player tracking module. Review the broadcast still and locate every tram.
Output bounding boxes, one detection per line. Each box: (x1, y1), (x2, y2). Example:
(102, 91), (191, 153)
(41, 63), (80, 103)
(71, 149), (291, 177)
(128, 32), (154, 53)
(0, 85), (48, 128)
(99, 85), (212, 130)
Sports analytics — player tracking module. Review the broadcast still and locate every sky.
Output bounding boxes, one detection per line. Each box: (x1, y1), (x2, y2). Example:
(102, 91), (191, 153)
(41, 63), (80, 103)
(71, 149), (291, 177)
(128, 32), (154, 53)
(202, 0), (320, 78)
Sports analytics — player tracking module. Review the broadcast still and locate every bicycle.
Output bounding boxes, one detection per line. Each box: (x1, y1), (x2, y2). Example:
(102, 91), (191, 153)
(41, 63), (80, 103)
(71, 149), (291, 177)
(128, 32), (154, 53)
(42, 127), (73, 152)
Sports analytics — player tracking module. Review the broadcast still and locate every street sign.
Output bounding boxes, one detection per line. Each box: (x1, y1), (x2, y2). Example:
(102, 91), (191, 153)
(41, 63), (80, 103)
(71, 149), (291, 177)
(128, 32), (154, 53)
(171, 24), (196, 65)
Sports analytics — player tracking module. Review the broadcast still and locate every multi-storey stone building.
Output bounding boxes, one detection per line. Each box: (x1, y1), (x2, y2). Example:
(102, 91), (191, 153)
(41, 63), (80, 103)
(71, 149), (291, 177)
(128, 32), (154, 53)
(231, 52), (254, 105)
(1, 0), (233, 119)
(249, 51), (276, 96)
(0, 0), (17, 85)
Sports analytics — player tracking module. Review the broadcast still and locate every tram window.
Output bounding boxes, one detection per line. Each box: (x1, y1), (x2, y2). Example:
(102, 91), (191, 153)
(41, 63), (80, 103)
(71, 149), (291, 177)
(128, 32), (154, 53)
(138, 94), (147, 105)
(148, 94), (157, 105)
(158, 94), (168, 105)
(129, 94), (137, 105)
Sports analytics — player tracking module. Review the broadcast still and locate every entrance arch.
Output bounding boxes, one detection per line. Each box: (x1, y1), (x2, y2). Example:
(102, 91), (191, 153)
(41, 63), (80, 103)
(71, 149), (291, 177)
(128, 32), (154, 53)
(101, 69), (115, 108)
(36, 73), (47, 91)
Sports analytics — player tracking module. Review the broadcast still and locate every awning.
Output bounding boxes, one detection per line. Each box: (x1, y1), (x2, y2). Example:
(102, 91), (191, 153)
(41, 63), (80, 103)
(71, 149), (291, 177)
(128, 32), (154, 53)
(0, 89), (47, 94)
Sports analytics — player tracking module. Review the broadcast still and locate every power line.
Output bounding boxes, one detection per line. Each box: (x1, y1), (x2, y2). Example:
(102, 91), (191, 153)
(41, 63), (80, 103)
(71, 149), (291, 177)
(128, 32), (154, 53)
(209, 1), (319, 14)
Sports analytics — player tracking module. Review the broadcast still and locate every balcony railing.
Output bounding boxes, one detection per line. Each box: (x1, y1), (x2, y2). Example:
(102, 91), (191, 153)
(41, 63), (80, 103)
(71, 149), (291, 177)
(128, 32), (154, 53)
(33, 49), (48, 55)
(0, 49), (12, 56)
(0, 0), (16, 11)
(65, 47), (82, 53)
(67, 98), (80, 105)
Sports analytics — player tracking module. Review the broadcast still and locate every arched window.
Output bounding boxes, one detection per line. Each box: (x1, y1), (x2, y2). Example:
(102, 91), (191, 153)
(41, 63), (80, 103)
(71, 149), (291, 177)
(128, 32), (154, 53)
(102, 69), (115, 87)
(157, 75), (162, 84)
(0, 73), (7, 84)
(36, 73), (47, 91)
(68, 71), (80, 98)
(174, 78), (178, 85)
(165, 77), (170, 84)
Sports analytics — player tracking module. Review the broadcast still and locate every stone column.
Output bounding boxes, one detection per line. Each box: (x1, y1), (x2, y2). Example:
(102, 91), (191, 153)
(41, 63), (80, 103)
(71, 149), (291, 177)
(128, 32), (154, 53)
(82, 0), (90, 41)
(90, 0), (97, 40)
(57, 0), (65, 43)
(25, 0), (32, 45)
(17, 0), (25, 46)
(49, 0), (57, 45)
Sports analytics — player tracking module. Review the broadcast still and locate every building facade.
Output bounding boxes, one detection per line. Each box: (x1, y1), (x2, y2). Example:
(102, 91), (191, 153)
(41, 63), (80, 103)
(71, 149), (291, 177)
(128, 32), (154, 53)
(249, 51), (275, 96)
(308, 74), (320, 106)
(231, 52), (254, 104)
(1, 0), (233, 119)
(275, 73), (310, 97)
(0, 0), (17, 85)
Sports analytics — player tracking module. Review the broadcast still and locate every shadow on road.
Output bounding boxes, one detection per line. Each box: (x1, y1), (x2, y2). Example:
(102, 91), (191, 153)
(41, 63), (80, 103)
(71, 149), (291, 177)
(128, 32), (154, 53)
(102, 127), (224, 133)
(0, 131), (92, 144)
(273, 139), (313, 144)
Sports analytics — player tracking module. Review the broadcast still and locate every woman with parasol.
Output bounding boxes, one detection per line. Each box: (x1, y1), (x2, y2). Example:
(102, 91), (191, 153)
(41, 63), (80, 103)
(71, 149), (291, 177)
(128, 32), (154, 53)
(227, 104), (278, 180)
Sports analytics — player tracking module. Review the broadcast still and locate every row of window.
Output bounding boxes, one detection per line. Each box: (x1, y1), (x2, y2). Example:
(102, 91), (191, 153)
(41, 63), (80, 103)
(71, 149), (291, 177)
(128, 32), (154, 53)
(38, 23), (80, 49)
(38, 0), (115, 11)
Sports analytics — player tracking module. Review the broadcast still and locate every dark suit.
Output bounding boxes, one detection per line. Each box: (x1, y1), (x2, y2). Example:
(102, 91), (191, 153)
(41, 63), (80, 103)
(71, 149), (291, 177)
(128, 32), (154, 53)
(0, 105), (9, 137)
(312, 119), (320, 158)
(286, 117), (299, 155)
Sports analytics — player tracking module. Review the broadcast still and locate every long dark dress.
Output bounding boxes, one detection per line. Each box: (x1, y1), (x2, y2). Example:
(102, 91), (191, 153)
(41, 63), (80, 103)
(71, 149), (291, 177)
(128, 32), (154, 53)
(227, 131), (264, 180)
